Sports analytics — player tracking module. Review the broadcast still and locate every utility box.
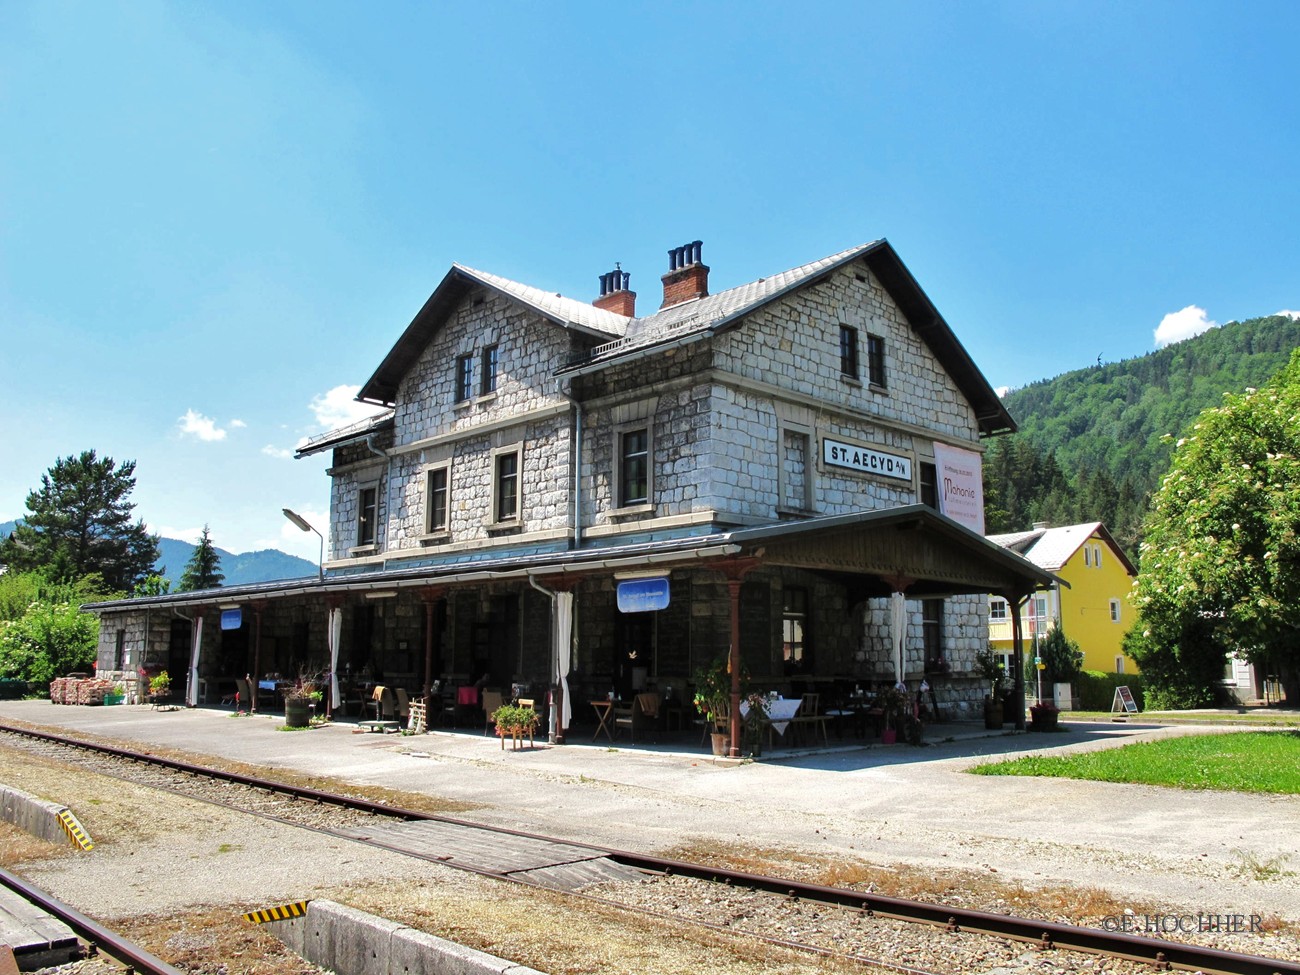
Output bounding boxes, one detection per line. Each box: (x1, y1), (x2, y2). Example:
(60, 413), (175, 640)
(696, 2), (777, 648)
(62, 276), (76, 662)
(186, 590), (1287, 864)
(1053, 682), (1074, 710)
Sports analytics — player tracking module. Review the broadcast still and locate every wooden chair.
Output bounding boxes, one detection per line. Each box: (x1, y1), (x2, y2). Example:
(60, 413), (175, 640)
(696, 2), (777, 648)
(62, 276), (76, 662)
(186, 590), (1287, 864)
(234, 678), (252, 711)
(481, 690), (504, 736)
(394, 688), (411, 725)
(790, 692), (829, 746)
(613, 692), (661, 743)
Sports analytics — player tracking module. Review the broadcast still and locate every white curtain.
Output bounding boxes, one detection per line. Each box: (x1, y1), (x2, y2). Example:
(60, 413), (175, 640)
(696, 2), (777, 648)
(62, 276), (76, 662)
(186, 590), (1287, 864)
(890, 591), (906, 687)
(186, 615), (204, 707)
(328, 606), (342, 709)
(555, 591), (574, 730)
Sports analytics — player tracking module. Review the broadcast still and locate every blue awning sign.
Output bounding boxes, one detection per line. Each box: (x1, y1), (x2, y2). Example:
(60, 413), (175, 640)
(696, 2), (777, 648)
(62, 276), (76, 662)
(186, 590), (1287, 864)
(616, 577), (670, 613)
(220, 608), (243, 631)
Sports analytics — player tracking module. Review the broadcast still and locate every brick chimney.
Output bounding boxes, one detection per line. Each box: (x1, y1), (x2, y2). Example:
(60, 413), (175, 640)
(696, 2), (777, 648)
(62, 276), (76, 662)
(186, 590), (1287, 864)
(660, 240), (709, 309)
(593, 265), (636, 317)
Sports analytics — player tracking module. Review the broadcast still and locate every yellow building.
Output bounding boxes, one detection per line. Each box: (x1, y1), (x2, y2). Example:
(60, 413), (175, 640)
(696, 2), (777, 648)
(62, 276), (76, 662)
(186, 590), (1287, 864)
(986, 522), (1138, 675)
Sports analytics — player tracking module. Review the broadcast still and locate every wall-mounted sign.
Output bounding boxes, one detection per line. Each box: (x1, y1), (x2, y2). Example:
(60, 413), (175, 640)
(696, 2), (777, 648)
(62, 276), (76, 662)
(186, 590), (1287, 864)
(617, 577), (670, 613)
(932, 441), (985, 534)
(822, 437), (912, 482)
(220, 609), (243, 631)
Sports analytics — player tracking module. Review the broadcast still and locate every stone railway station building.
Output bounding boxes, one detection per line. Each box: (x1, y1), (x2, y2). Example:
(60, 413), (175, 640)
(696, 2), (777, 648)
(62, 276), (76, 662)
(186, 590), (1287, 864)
(86, 238), (1054, 751)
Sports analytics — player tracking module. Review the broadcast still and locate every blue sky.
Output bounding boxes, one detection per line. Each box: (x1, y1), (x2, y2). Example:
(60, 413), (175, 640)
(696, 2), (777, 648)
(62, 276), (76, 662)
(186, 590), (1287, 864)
(1, 1), (1295, 562)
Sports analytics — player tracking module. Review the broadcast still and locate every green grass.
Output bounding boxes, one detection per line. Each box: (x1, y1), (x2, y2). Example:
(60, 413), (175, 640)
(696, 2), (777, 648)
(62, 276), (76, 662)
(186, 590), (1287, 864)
(972, 731), (1300, 794)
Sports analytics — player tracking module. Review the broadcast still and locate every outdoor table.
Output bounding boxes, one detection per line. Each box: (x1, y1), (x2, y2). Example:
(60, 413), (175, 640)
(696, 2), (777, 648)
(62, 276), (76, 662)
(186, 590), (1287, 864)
(590, 699), (615, 741)
(740, 696), (802, 746)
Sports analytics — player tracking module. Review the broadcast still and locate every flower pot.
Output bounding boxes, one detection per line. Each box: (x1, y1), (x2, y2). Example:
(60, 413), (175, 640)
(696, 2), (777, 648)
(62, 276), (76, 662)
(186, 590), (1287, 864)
(983, 697), (1003, 730)
(710, 732), (729, 756)
(1029, 705), (1059, 732)
(284, 699), (311, 728)
(880, 727), (897, 745)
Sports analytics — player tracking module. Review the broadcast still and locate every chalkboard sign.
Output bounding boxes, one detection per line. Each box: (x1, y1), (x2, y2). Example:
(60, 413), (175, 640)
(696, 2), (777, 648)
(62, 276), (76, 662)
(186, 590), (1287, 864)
(1111, 685), (1139, 715)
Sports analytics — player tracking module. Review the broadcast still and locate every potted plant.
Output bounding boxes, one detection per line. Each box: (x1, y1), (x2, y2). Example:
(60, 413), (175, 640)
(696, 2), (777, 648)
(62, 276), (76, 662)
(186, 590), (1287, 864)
(875, 683), (908, 744)
(740, 692), (769, 758)
(975, 648), (1005, 730)
(283, 675), (323, 728)
(692, 658), (733, 756)
(148, 670), (171, 704)
(1029, 701), (1060, 732)
(492, 702), (539, 750)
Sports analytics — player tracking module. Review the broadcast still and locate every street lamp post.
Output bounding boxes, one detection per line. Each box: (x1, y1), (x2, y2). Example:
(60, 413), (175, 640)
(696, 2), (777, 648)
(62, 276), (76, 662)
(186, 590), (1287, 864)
(282, 508), (324, 583)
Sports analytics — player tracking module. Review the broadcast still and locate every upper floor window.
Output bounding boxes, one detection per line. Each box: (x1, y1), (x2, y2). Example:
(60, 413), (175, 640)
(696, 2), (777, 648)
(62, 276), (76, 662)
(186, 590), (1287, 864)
(1093, 544), (1103, 567)
(989, 598), (1008, 622)
(480, 344), (499, 396)
(618, 428), (649, 507)
(867, 333), (887, 387)
(1110, 598), (1121, 623)
(425, 467), (449, 533)
(919, 462), (938, 509)
(839, 325), (859, 379)
(358, 486), (378, 546)
(454, 354), (474, 402)
(493, 448), (520, 523)
(781, 429), (811, 511)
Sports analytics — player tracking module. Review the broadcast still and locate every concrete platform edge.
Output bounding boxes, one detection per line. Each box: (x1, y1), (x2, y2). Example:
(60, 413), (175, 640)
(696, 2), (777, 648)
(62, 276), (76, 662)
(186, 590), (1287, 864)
(0, 784), (77, 847)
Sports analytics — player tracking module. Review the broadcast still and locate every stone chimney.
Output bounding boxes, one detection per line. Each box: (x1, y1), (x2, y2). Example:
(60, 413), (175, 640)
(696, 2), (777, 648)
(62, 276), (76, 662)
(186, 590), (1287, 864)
(660, 240), (709, 309)
(593, 265), (636, 317)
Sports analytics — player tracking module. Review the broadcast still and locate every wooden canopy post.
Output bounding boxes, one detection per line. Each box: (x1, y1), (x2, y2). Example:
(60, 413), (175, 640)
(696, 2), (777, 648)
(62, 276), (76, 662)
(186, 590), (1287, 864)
(250, 600), (267, 714)
(1008, 590), (1028, 731)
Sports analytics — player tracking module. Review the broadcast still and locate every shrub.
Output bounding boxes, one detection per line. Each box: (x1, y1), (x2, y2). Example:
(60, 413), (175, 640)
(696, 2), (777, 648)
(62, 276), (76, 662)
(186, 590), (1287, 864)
(1076, 670), (1146, 711)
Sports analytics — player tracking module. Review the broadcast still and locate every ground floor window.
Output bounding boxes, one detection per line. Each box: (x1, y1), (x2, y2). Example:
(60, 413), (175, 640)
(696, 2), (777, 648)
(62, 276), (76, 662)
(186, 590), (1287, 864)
(782, 587), (810, 673)
(922, 599), (943, 662)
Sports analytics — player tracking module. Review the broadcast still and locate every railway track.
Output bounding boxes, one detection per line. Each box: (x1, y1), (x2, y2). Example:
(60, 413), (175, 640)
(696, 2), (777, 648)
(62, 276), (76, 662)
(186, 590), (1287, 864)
(2, 721), (1296, 975)
(0, 866), (183, 975)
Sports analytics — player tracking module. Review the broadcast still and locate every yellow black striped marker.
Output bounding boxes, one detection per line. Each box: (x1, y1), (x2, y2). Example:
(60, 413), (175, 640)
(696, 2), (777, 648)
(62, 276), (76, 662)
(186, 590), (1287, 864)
(57, 809), (93, 851)
(242, 901), (309, 925)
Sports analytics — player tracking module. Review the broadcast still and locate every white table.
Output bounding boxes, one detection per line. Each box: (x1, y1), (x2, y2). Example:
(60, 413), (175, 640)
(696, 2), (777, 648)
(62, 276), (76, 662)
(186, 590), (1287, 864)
(740, 697), (802, 737)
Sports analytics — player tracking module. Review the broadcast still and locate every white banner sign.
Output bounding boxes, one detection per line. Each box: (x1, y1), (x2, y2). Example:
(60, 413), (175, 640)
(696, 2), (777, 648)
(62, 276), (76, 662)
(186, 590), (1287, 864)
(932, 442), (984, 534)
(822, 438), (912, 482)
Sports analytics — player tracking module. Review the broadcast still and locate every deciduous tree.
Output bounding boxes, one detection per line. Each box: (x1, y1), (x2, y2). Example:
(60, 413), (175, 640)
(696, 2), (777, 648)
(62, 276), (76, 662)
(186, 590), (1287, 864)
(1132, 350), (1300, 704)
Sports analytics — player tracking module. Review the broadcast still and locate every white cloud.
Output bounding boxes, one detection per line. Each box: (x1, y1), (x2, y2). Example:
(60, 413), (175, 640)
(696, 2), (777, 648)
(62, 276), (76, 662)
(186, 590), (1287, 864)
(230, 419), (247, 429)
(995, 386), (1010, 399)
(262, 445), (293, 459)
(1154, 305), (1218, 348)
(1277, 309), (1300, 320)
(273, 507), (329, 563)
(309, 384), (388, 430)
(152, 524), (203, 543)
(178, 409), (229, 442)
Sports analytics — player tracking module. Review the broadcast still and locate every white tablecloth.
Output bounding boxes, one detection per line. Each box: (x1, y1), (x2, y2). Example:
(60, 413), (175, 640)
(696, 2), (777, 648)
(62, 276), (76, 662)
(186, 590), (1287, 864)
(740, 697), (802, 735)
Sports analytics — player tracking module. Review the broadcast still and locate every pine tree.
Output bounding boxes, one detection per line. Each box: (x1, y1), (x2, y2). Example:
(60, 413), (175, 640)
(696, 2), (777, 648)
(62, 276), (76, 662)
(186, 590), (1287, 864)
(0, 450), (160, 592)
(177, 525), (224, 592)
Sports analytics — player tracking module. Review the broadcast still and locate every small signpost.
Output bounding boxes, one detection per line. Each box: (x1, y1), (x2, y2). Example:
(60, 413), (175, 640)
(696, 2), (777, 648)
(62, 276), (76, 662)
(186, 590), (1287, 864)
(1111, 685), (1139, 721)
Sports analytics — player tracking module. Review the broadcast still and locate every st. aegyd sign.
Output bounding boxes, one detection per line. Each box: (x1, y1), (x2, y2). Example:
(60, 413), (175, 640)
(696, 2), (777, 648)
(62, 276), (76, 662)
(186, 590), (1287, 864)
(822, 438), (912, 482)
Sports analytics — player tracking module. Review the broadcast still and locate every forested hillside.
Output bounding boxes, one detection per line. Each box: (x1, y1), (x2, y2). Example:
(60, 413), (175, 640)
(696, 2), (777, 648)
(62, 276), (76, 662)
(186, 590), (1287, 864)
(985, 314), (1300, 559)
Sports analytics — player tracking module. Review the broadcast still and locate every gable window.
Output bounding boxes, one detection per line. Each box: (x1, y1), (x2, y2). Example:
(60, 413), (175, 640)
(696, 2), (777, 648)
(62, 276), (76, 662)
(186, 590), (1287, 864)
(358, 485), (378, 546)
(919, 462), (938, 509)
(1084, 547), (1091, 567)
(454, 354), (474, 402)
(480, 344), (499, 396)
(839, 325), (859, 379)
(425, 466), (449, 534)
(618, 428), (649, 507)
(867, 333), (887, 387)
(493, 448), (520, 523)
(1093, 544), (1103, 567)
(782, 587), (810, 673)
(1110, 598), (1121, 623)
(989, 598), (1008, 622)
(1115, 656), (1126, 674)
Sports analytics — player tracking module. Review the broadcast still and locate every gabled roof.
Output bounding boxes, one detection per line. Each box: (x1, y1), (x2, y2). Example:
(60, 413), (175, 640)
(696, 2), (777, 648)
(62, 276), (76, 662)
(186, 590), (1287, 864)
(358, 263), (631, 406)
(987, 522), (1137, 576)
(354, 240), (1015, 436)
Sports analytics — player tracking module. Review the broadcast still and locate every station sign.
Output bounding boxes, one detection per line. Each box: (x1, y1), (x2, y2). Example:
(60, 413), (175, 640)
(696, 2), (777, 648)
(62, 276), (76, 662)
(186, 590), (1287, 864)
(616, 577), (670, 613)
(220, 608), (243, 630)
(822, 437), (912, 482)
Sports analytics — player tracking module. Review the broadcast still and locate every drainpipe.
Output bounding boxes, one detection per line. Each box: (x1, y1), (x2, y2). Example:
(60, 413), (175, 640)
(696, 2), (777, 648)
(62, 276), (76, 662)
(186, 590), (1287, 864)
(528, 574), (561, 744)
